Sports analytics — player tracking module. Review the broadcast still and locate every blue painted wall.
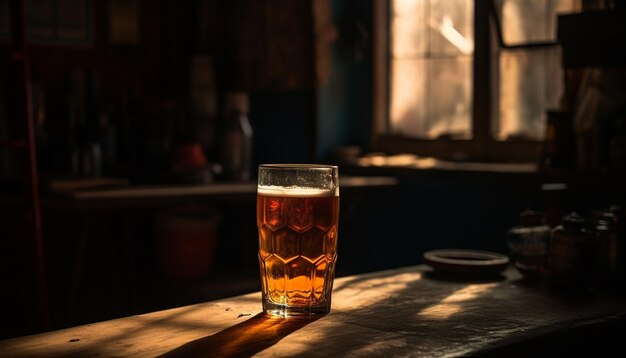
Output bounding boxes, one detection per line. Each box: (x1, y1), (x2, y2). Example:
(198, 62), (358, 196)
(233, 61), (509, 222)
(248, 1), (374, 164)
(317, 0), (373, 161)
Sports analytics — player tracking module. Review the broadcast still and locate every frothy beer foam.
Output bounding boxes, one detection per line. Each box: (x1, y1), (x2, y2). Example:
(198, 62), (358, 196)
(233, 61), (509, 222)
(258, 185), (338, 197)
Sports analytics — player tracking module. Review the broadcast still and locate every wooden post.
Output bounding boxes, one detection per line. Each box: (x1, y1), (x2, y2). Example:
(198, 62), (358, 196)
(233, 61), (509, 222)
(8, 0), (50, 331)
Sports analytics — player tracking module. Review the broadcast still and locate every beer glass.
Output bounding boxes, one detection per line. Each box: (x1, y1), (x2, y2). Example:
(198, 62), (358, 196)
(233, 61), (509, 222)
(257, 164), (339, 317)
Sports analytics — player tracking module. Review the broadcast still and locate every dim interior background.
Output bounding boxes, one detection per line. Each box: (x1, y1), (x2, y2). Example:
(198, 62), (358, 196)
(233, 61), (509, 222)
(1, 0), (626, 340)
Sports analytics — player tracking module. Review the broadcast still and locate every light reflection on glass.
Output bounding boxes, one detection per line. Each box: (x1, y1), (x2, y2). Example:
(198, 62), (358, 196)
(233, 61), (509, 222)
(390, 0), (582, 142)
(390, 0), (473, 139)
(496, 49), (563, 140)
(493, 0), (581, 141)
(392, 0), (426, 58)
(432, 15), (474, 55)
(495, 0), (581, 45)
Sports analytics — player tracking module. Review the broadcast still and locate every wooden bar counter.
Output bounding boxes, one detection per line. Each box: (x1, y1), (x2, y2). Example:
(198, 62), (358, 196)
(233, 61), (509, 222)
(2, 265), (626, 357)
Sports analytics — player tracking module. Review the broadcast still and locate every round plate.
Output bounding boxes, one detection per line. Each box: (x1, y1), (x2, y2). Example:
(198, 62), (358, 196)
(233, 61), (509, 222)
(423, 249), (509, 276)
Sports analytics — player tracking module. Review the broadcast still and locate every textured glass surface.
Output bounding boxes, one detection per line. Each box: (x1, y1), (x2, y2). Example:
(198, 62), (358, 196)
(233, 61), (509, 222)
(390, 0), (473, 139)
(390, 59), (427, 136)
(495, 49), (563, 140)
(391, 0), (426, 58)
(495, 0), (581, 45)
(428, 0), (474, 56)
(493, 0), (579, 141)
(428, 57), (473, 138)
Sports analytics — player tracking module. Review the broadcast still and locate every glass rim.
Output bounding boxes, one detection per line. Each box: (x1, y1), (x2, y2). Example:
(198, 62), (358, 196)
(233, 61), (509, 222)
(259, 164), (338, 170)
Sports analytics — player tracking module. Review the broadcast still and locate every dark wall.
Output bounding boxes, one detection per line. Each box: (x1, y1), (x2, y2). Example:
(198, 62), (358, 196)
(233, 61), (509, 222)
(250, 90), (315, 165)
(249, 0), (375, 164)
(317, 0), (373, 160)
(337, 169), (544, 275)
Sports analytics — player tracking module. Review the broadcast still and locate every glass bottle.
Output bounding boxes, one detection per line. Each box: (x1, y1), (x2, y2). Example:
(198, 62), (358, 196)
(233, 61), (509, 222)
(589, 207), (623, 290)
(219, 92), (253, 182)
(507, 210), (550, 279)
(549, 213), (589, 288)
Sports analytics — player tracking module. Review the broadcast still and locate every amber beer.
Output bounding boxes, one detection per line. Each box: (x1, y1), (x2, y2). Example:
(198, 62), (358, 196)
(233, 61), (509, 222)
(257, 165), (339, 317)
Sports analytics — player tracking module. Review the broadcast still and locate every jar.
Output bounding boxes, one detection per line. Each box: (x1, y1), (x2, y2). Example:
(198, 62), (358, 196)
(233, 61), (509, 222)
(549, 213), (589, 287)
(507, 210), (550, 279)
(589, 207), (624, 290)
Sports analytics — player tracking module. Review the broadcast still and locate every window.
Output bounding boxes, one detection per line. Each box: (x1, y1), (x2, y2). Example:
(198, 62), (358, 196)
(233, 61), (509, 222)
(493, 0), (581, 141)
(374, 0), (581, 161)
(390, 0), (474, 140)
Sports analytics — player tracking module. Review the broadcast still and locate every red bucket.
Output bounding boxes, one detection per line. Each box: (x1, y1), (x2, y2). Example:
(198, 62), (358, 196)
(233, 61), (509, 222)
(156, 206), (221, 281)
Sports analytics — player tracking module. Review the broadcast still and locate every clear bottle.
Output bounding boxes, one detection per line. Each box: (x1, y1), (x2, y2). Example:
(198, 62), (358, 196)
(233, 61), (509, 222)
(219, 92), (253, 182)
(507, 210), (550, 279)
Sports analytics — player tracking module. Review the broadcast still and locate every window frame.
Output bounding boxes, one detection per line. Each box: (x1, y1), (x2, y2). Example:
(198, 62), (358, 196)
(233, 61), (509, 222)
(372, 0), (546, 162)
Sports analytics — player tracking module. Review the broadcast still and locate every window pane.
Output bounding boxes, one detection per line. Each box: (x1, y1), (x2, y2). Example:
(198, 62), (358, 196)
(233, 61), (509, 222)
(428, 0), (474, 56)
(391, 0), (427, 58)
(429, 57), (473, 138)
(390, 0), (473, 139)
(492, 0), (579, 141)
(495, 0), (581, 45)
(391, 57), (472, 139)
(390, 59), (427, 136)
(551, 0), (583, 38)
(495, 49), (563, 141)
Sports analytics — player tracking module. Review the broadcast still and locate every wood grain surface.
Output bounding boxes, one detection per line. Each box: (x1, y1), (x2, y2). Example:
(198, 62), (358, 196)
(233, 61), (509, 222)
(2, 265), (625, 357)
